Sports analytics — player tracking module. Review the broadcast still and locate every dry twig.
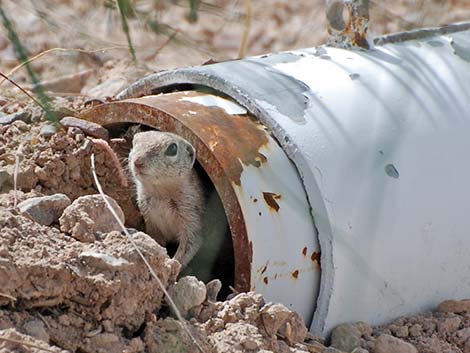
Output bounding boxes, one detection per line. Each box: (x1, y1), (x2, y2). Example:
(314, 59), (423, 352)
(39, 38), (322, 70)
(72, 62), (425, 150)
(0, 72), (46, 112)
(0, 292), (16, 302)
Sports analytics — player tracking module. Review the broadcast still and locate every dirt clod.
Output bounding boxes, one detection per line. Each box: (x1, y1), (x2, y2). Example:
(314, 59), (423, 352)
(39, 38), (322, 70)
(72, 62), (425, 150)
(438, 300), (470, 314)
(374, 334), (418, 353)
(330, 323), (362, 352)
(59, 194), (125, 242)
(171, 276), (207, 318)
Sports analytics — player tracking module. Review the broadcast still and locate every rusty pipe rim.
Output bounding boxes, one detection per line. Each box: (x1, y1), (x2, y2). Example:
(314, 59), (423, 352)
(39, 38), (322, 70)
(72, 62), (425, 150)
(79, 92), (264, 291)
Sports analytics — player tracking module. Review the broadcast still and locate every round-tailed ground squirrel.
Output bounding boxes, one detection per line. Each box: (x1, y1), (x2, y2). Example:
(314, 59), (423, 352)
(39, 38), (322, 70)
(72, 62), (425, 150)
(128, 130), (206, 267)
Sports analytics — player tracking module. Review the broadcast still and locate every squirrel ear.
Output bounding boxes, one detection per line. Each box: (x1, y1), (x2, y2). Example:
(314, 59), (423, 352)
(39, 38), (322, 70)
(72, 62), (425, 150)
(186, 144), (196, 165)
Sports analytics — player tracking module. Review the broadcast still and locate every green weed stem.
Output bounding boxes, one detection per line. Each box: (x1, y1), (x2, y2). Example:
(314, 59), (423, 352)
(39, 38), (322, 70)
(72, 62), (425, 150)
(0, 4), (58, 125)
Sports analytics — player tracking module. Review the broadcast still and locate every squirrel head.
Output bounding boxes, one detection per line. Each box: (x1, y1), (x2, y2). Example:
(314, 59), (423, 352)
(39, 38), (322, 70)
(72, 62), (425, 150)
(129, 131), (196, 185)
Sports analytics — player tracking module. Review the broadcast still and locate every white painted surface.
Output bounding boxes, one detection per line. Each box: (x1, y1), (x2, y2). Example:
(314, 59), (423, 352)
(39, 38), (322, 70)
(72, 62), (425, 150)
(120, 30), (470, 336)
(233, 140), (321, 326)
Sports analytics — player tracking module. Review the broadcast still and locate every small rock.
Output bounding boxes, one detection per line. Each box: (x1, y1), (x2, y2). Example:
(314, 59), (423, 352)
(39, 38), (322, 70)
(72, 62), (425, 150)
(40, 124), (57, 137)
(408, 324), (422, 337)
(17, 194), (71, 226)
(60, 116), (109, 140)
(59, 194), (125, 242)
(355, 322), (373, 337)
(128, 337), (145, 352)
(198, 301), (220, 322)
(206, 279), (222, 302)
(438, 299), (470, 314)
(79, 250), (131, 270)
(12, 120), (29, 131)
(330, 323), (361, 352)
(102, 320), (114, 333)
(0, 111), (31, 125)
(303, 340), (327, 353)
(421, 319), (436, 333)
(229, 292), (265, 310)
(17, 164), (39, 190)
(455, 327), (470, 345)
(22, 319), (49, 342)
(375, 334), (417, 353)
(279, 311), (308, 345)
(260, 303), (291, 337)
(172, 276), (207, 317)
(0, 169), (13, 193)
(390, 325), (409, 338)
(437, 316), (462, 334)
(90, 333), (122, 352)
(241, 337), (259, 350)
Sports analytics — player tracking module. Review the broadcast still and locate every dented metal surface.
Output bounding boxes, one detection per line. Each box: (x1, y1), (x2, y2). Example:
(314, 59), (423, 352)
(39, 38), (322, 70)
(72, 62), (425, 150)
(118, 27), (470, 336)
(80, 91), (321, 325)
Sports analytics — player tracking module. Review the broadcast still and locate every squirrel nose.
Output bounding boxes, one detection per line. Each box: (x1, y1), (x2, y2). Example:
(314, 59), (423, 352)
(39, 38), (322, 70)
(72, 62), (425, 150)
(134, 158), (144, 169)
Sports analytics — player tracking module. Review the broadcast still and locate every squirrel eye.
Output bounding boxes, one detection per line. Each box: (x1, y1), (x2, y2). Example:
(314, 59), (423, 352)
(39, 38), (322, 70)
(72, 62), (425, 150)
(165, 142), (178, 157)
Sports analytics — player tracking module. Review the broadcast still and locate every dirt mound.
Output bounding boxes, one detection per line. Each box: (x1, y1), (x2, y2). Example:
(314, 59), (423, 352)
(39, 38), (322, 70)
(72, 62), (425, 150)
(0, 195), (179, 352)
(0, 193), (323, 352)
(0, 116), (142, 229)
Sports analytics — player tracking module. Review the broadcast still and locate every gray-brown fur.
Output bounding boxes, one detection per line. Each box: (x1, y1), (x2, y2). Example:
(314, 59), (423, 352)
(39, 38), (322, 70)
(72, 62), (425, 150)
(128, 131), (206, 267)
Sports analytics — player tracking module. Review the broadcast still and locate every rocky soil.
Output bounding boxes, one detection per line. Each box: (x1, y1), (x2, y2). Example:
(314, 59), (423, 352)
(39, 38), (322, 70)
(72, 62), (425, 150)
(1, 1), (470, 352)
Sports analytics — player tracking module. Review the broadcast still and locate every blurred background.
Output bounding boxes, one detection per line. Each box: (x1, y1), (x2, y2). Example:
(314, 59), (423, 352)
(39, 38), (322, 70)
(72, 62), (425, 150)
(0, 0), (469, 97)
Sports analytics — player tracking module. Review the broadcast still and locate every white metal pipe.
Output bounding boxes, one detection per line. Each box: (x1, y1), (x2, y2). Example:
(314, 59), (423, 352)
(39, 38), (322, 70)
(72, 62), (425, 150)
(119, 28), (470, 336)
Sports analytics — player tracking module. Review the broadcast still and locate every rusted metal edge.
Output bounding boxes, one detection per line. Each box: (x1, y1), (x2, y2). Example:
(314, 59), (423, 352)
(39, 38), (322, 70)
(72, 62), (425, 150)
(373, 21), (470, 45)
(326, 0), (370, 49)
(79, 93), (262, 292)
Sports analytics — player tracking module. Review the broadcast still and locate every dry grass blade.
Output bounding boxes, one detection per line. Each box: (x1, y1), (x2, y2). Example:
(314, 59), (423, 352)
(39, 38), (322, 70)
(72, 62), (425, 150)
(0, 336), (59, 353)
(238, 0), (252, 58)
(90, 154), (205, 353)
